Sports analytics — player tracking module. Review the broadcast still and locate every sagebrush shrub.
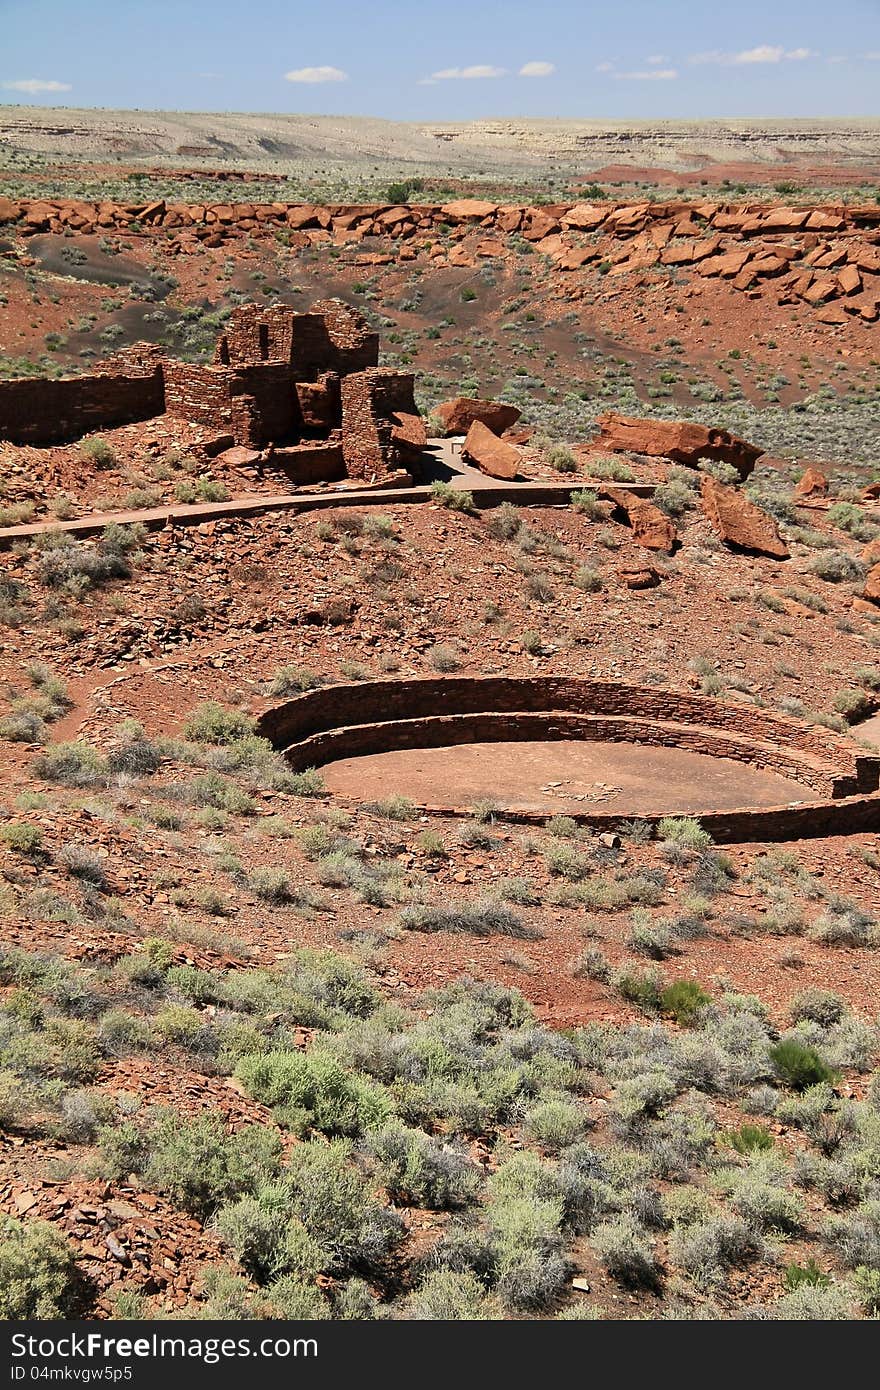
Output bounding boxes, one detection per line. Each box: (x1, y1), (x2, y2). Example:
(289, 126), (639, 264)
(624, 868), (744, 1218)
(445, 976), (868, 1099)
(0, 1217), (80, 1318)
(236, 1049), (391, 1136)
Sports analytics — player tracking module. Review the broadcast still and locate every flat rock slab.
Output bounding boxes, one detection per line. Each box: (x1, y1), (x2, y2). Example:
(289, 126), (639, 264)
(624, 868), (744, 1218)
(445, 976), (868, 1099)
(435, 397), (521, 437)
(461, 419), (522, 480)
(700, 475), (790, 559)
(602, 486), (677, 552)
(595, 411), (763, 481)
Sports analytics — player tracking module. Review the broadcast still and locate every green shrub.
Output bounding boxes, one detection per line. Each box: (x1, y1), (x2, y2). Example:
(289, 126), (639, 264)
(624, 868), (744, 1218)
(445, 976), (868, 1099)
(430, 481), (474, 511)
(265, 1272), (330, 1319)
(0, 823), (44, 856)
(144, 1113), (282, 1218)
(428, 642), (461, 672)
(784, 1258), (830, 1292)
(248, 868), (299, 905)
(833, 688), (872, 723)
(589, 458), (635, 483)
(488, 502), (522, 539)
(668, 1213), (759, 1290)
(765, 1282), (852, 1319)
(570, 489), (604, 518)
(404, 1269), (496, 1320)
(80, 437), (116, 468)
(548, 445), (577, 473)
(810, 550), (865, 583)
(721, 1161), (804, 1233)
(214, 1189), (326, 1283)
(770, 1039), (836, 1090)
(367, 1123), (480, 1208)
(660, 979), (711, 1026)
(235, 1050), (391, 1136)
(286, 768), (325, 797)
(0, 1216), (80, 1318)
(187, 773), (256, 815)
(728, 1124), (775, 1155)
(283, 1139), (404, 1274)
(613, 966), (662, 1012)
(789, 989), (846, 1028)
(657, 817), (713, 851)
(574, 566), (603, 591)
(268, 666), (323, 696)
(522, 1096), (585, 1152)
(399, 899), (535, 938)
(183, 702), (254, 744)
(592, 1214), (659, 1287)
(370, 793), (418, 820)
(33, 741), (106, 787)
(853, 1264), (880, 1315)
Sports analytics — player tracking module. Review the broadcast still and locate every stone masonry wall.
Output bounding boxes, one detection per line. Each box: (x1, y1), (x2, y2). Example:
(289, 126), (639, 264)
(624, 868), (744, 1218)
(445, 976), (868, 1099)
(340, 369), (418, 479)
(256, 677), (880, 844)
(257, 675), (866, 777)
(215, 301), (378, 380)
(281, 711), (840, 794)
(163, 360), (296, 444)
(0, 365), (165, 444)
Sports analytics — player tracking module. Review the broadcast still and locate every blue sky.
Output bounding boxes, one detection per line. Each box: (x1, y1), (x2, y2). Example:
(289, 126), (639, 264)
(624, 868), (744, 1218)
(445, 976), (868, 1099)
(1, 0), (879, 118)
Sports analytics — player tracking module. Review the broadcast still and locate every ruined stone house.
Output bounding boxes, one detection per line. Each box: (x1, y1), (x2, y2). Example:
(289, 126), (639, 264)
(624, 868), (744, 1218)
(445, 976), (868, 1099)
(0, 298), (425, 483)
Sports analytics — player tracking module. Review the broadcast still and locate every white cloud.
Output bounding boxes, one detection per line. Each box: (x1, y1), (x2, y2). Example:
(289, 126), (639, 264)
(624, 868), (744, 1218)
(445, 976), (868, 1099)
(283, 65), (348, 83)
(865, 51), (880, 60)
(735, 45), (786, 63)
(689, 45), (817, 66)
(425, 64), (507, 81)
(519, 61), (555, 77)
(612, 68), (678, 81)
(646, 54), (669, 65)
(594, 61), (614, 73)
(2, 78), (71, 93)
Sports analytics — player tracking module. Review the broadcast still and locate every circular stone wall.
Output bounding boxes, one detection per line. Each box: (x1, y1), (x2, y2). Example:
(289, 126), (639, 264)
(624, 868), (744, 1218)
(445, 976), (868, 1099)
(257, 676), (880, 841)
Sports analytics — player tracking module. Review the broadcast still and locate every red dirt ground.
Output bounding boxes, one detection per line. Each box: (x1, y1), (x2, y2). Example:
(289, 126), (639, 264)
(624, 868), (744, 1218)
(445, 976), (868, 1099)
(321, 739), (808, 815)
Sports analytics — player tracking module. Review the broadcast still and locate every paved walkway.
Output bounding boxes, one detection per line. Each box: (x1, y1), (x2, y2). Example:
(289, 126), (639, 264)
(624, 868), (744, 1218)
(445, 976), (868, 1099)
(0, 438), (652, 544)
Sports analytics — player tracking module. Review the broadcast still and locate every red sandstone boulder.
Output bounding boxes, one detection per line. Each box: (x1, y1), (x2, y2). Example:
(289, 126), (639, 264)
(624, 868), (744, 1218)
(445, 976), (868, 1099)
(286, 206), (320, 229)
(617, 563), (660, 589)
(215, 446), (262, 470)
(699, 475), (790, 559)
(697, 249), (752, 279)
(862, 536), (880, 566)
(594, 412), (763, 481)
(521, 210), (561, 241)
(0, 197), (21, 225)
(390, 411), (427, 462)
(434, 397), (521, 437)
(556, 246), (598, 271)
(22, 202), (55, 230)
(439, 200), (497, 222)
(794, 466), (829, 498)
(561, 204), (606, 231)
(863, 563), (880, 605)
(802, 278), (839, 305)
(601, 486), (677, 553)
(760, 208), (809, 232)
(461, 420), (522, 480)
